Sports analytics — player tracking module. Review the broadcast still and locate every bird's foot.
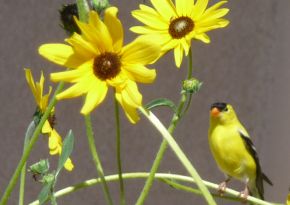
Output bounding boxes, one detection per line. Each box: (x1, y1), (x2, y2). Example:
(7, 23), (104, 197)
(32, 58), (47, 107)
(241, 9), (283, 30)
(239, 187), (249, 203)
(218, 181), (227, 195)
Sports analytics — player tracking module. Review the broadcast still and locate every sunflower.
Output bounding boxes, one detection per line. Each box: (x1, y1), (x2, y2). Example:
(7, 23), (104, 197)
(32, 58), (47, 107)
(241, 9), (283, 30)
(25, 69), (74, 171)
(39, 7), (160, 123)
(131, 0), (229, 67)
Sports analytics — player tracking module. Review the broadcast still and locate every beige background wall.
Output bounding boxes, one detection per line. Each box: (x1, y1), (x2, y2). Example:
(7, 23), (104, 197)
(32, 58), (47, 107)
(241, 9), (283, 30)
(0, 0), (289, 204)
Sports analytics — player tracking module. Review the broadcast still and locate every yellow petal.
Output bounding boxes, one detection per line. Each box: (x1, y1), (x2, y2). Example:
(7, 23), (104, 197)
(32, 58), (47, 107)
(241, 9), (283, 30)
(130, 26), (167, 34)
(180, 38), (190, 56)
(56, 75), (94, 100)
(195, 19), (229, 33)
(88, 11), (113, 52)
(192, 0), (209, 20)
(161, 38), (179, 52)
(24, 68), (38, 104)
(115, 92), (140, 124)
(203, 1), (228, 17)
(194, 33), (210, 43)
(198, 8), (229, 23)
(64, 158), (74, 171)
(106, 71), (128, 88)
(50, 61), (93, 83)
(121, 37), (161, 65)
(42, 120), (53, 134)
(48, 129), (62, 155)
(39, 44), (84, 69)
(40, 87), (52, 111)
(104, 7), (123, 52)
(175, 0), (194, 16)
(122, 64), (156, 83)
(151, 0), (177, 21)
(66, 33), (99, 57)
(132, 9), (168, 30)
(80, 80), (108, 114)
(174, 43), (184, 68)
(117, 80), (142, 108)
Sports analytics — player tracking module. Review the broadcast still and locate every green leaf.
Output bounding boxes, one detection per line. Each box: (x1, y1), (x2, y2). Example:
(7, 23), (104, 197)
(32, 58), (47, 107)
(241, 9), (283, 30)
(145, 98), (177, 113)
(56, 130), (74, 175)
(38, 181), (53, 205)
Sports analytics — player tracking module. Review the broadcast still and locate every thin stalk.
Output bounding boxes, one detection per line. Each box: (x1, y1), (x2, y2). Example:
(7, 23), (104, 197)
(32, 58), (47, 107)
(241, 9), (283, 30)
(187, 49), (193, 79)
(159, 178), (239, 202)
(114, 98), (126, 205)
(28, 172), (279, 205)
(19, 121), (36, 205)
(135, 48), (193, 205)
(84, 115), (114, 205)
(139, 107), (216, 205)
(0, 82), (64, 205)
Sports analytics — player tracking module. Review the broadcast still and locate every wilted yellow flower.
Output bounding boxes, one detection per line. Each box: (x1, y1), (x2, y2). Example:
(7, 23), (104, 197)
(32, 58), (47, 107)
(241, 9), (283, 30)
(38, 7), (160, 123)
(131, 0), (229, 67)
(25, 69), (74, 171)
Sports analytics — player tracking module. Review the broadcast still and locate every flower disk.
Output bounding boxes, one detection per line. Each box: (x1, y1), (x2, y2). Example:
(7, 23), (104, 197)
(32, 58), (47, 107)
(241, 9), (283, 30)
(93, 52), (121, 80)
(131, 0), (230, 67)
(39, 7), (161, 123)
(169, 16), (194, 39)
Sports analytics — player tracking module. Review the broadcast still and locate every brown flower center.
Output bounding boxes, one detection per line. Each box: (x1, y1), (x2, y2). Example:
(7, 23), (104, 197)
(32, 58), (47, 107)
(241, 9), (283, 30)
(93, 52), (121, 80)
(168, 16), (194, 39)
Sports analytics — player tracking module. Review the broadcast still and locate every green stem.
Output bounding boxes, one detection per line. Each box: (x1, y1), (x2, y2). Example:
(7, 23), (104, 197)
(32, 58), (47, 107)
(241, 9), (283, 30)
(139, 107), (216, 205)
(114, 98), (126, 205)
(18, 121), (36, 205)
(0, 82), (64, 205)
(160, 178), (239, 202)
(135, 48), (193, 205)
(28, 172), (279, 205)
(84, 115), (114, 205)
(187, 49), (193, 79)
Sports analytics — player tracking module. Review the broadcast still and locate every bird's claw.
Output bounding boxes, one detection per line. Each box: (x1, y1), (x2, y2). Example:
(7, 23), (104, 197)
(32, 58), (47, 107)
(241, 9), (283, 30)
(218, 181), (227, 195)
(239, 188), (249, 203)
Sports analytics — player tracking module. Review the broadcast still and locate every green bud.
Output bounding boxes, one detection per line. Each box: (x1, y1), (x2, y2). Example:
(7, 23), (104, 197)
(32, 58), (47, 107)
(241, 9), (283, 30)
(182, 78), (203, 94)
(59, 4), (81, 35)
(41, 173), (55, 184)
(29, 159), (50, 175)
(91, 0), (110, 14)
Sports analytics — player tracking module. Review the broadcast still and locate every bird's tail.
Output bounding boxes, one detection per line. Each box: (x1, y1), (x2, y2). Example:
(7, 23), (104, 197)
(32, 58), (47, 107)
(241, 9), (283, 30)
(249, 173), (273, 200)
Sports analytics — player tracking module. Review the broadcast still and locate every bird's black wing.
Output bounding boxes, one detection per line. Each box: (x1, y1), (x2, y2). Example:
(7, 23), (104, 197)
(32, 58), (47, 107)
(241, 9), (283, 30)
(239, 132), (273, 200)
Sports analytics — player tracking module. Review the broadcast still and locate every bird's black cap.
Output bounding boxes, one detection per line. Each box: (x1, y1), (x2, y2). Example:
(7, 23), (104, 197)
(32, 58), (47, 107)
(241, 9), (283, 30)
(211, 102), (227, 111)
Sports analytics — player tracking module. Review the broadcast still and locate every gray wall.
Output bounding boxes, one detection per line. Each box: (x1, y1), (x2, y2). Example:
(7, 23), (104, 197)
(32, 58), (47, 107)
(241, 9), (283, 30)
(0, 0), (289, 204)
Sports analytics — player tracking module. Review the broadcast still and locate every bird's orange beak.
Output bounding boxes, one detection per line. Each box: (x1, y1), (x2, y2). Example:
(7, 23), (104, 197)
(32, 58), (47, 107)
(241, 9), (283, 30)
(211, 107), (220, 117)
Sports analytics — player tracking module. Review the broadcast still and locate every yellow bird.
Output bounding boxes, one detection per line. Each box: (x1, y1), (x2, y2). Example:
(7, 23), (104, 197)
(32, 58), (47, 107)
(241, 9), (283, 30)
(208, 102), (272, 199)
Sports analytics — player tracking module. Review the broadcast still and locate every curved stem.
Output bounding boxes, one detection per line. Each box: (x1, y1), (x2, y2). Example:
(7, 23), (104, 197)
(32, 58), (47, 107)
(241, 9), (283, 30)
(159, 178), (239, 202)
(139, 107), (216, 205)
(84, 115), (114, 205)
(28, 172), (278, 205)
(135, 48), (194, 205)
(180, 93), (193, 118)
(114, 98), (126, 205)
(19, 121), (36, 205)
(0, 82), (64, 205)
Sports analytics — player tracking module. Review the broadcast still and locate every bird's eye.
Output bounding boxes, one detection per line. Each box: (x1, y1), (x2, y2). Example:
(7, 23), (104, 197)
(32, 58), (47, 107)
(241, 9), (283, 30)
(224, 107), (228, 112)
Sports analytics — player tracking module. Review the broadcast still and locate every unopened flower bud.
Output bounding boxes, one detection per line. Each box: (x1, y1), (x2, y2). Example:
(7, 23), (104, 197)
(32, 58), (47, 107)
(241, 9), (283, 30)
(59, 4), (81, 35)
(29, 159), (50, 175)
(91, 0), (110, 14)
(182, 78), (202, 94)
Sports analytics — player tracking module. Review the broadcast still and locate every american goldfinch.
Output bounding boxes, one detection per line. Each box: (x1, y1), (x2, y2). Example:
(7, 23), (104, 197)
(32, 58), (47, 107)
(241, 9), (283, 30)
(208, 102), (272, 200)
